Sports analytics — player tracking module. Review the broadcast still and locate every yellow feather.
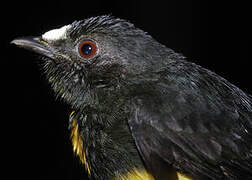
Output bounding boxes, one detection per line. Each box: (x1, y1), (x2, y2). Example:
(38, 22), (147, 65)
(70, 111), (91, 175)
(113, 168), (155, 180)
(177, 172), (192, 180)
(113, 168), (192, 180)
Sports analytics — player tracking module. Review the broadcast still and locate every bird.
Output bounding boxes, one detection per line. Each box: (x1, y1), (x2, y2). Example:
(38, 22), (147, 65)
(11, 15), (252, 180)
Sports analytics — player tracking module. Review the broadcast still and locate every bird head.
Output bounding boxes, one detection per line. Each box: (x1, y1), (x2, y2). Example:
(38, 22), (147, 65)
(11, 15), (175, 108)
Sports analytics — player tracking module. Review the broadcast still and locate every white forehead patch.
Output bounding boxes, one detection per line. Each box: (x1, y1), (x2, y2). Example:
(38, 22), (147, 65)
(42, 24), (71, 42)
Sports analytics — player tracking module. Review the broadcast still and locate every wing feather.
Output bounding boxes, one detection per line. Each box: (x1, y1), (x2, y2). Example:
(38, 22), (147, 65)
(127, 62), (252, 179)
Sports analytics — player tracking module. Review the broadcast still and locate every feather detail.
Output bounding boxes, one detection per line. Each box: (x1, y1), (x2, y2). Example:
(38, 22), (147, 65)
(70, 111), (91, 175)
(113, 168), (154, 180)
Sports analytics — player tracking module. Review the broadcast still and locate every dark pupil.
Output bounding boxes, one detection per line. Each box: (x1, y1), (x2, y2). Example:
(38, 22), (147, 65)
(81, 43), (92, 55)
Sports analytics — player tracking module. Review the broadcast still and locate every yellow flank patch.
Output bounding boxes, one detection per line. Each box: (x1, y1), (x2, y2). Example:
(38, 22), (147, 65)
(114, 168), (192, 180)
(70, 111), (91, 175)
(177, 172), (192, 180)
(114, 168), (155, 180)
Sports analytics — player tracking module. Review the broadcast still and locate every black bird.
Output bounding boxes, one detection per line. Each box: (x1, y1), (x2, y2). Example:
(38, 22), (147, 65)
(11, 15), (252, 180)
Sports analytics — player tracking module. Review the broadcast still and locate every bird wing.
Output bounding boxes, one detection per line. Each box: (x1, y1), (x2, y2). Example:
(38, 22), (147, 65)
(127, 65), (252, 180)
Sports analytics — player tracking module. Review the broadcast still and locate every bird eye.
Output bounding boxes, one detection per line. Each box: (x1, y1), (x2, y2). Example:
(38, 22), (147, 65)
(78, 40), (97, 59)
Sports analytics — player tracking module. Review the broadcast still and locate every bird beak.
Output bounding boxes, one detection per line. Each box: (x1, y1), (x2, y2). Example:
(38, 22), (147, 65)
(11, 37), (55, 59)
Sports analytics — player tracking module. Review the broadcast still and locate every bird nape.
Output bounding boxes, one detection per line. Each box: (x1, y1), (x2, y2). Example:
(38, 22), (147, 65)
(11, 15), (252, 180)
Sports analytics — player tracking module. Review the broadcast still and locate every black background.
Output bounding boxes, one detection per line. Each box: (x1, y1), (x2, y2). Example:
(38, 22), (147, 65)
(2, 1), (248, 179)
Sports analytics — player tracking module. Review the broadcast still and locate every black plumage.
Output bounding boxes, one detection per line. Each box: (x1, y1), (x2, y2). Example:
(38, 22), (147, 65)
(11, 15), (252, 180)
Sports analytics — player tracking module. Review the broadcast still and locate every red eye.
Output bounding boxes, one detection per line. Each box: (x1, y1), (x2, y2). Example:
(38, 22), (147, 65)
(78, 40), (97, 59)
